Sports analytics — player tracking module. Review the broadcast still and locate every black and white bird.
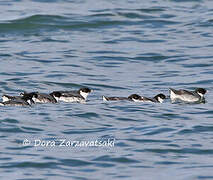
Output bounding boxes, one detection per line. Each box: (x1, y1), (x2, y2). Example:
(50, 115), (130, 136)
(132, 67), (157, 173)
(51, 87), (93, 103)
(0, 93), (34, 107)
(103, 93), (166, 103)
(102, 96), (129, 101)
(169, 88), (207, 103)
(26, 92), (58, 103)
(128, 93), (166, 103)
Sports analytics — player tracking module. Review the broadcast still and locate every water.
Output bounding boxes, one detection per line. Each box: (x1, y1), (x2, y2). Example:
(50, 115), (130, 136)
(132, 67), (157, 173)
(1, 0), (213, 179)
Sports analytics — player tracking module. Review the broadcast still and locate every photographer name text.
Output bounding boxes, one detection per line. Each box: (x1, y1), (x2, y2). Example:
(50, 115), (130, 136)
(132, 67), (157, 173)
(22, 138), (115, 148)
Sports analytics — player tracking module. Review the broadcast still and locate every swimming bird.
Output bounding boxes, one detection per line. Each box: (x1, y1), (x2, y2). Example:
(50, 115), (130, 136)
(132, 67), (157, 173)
(23, 92), (58, 103)
(128, 93), (166, 103)
(51, 87), (93, 103)
(102, 94), (143, 102)
(2, 94), (22, 102)
(102, 96), (129, 101)
(169, 88), (207, 103)
(0, 93), (34, 107)
(103, 93), (166, 103)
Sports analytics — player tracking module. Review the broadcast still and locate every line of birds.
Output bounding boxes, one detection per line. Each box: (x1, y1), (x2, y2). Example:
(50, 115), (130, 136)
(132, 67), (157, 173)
(0, 87), (207, 107)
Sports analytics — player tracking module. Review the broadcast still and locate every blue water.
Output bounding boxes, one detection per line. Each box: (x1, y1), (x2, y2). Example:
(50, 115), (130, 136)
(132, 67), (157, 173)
(1, 0), (213, 179)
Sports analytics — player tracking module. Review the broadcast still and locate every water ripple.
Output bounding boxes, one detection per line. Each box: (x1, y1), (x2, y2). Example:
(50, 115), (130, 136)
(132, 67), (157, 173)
(1, 0), (213, 179)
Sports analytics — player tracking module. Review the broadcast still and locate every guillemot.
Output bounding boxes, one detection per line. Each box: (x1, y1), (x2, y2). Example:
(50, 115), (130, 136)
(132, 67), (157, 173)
(2, 94), (22, 102)
(0, 93), (34, 107)
(102, 96), (129, 101)
(22, 92), (58, 103)
(169, 88), (207, 103)
(128, 93), (166, 103)
(103, 93), (166, 103)
(51, 87), (92, 103)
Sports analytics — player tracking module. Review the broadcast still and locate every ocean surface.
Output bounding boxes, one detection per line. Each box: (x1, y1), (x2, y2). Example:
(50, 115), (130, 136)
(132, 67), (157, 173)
(0, 0), (213, 179)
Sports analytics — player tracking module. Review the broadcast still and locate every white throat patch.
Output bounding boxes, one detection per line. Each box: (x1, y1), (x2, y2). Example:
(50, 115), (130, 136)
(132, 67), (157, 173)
(197, 92), (204, 98)
(32, 97), (37, 103)
(80, 91), (89, 100)
(2, 96), (9, 102)
(158, 97), (164, 103)
(53, 96), (60, 102)
(27, 99), (32, 105)
(132, 98), (141, 102)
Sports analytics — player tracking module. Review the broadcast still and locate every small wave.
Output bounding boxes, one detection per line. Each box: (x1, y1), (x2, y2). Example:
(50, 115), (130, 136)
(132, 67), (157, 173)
(143, 127), (176, 135)
(0, 14), (66, 32)
(59, 159), (93, 167)
(143, 148), (213, 155)
(62, 127), (115, 134)
(73, 112), (100, 119)
(1, 118), (19, 124)
(0, 14), (129, 33)
(131, 53), (172, 63)
(92, 155), (140, 164)
(126, 138), (170, 143)
(178, 125), (213, 135)
(0, 161), (58, 169)
(137, 7), (165, 13)
(0, 127), (25, 133)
